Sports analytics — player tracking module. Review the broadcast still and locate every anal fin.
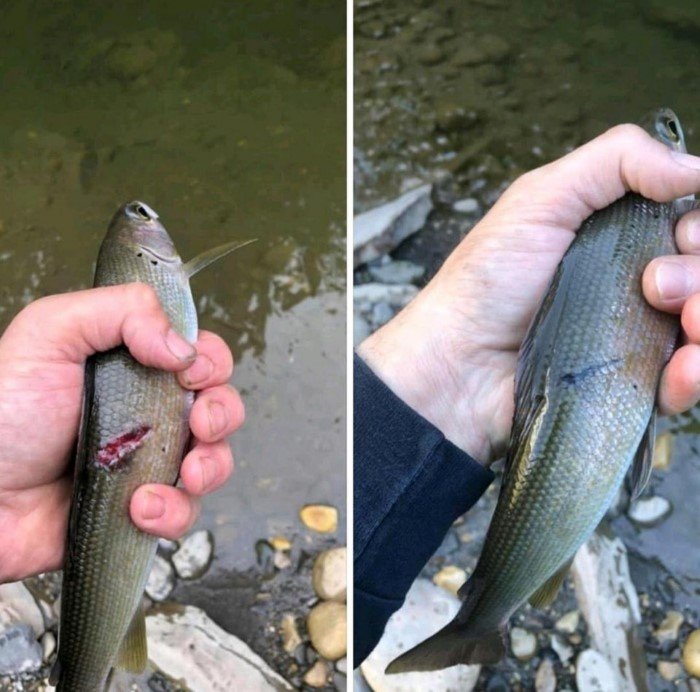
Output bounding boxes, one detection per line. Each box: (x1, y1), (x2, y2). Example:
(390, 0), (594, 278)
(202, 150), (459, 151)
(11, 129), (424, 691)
(627, 411), (656, 501)
(528, 558), (572, 609)
(116, 606), (148, 673)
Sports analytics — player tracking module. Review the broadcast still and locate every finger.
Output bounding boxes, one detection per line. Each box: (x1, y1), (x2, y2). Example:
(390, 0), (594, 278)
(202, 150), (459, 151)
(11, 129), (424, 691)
(675, 208), (700, 255)
(130, 484), (200, 540)
(506, 123), (700, 231)
(642, 256), (700, 313)
(178, 330), (234, 390)
(8, 284), (196, 370)
(189, 385), (245, 443)
(179, 441), (234, 496)
(658, 343), (700, 414)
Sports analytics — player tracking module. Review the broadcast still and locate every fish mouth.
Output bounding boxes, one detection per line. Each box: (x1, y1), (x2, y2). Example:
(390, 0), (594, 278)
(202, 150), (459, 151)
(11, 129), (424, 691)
(138, 245), (180, 264)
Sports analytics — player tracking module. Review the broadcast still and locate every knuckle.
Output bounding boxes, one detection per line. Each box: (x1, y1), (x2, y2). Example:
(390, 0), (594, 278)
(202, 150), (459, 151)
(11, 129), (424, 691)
(606, 123), (647, 146)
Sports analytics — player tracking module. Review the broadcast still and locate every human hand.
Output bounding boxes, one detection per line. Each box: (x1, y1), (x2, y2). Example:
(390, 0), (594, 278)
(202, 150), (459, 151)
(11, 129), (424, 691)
(0, 284), (244, 582)
(358, 125), (700, 464)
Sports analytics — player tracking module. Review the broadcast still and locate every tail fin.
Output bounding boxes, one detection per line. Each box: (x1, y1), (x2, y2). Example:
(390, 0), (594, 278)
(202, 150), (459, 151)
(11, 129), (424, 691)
(385, 619), (505, 673)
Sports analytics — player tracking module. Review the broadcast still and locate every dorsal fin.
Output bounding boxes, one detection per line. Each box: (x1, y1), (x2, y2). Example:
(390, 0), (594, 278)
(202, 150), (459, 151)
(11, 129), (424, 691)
(183, 239), (256, 277)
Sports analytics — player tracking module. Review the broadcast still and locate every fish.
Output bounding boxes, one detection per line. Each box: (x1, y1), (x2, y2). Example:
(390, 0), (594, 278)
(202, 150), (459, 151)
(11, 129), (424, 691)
(50, 201), (254, 690)
(386, 108), (687, 673)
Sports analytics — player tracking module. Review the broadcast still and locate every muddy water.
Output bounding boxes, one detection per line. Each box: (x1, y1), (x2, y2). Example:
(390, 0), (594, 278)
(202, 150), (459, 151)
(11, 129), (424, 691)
(0, 0), (345, 674)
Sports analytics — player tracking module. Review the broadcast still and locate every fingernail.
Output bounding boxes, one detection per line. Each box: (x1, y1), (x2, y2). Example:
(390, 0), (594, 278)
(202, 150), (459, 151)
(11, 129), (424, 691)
(140, 491), (165, 520)
(671, 150), (700, 171)
(199, 456), (216, 493)
(208, 401), (228, 437)
(183, 355), (214, 386)
(685, 218), (700, 250)
(656, 261), (690, 301)
(165, 329), (196, 362)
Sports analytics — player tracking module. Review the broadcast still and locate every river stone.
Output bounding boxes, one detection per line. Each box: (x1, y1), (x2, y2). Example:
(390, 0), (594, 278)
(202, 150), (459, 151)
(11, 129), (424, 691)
(0, 624), (42, 674)
(655, 610), (683, 642)
(303, 660), (329, 688)
(146, 555), (176, 601)
(371, 301), (394, 327)
(336, 658), (347, 674)
(453, 198), (480, 214)
(361, 579), (480, 691)
(353, 283), (419, 310)
(432, 565), (467, 596)
(0, 582), (45, 637)
(683, 630), (700, 677)
(657, 659), (683, 681)
(307, 601), (347, 660)
(576, 649), (618, 691)
(300, 504), (338, 533)
(354, 185), (433, 267)
(510, 627), (537, 661)
(41, 631), (56, 662)
(551, 634), (573, 663)
(555, 610), (580, 634)
(172, 529), (214, 579)
(147, 604), (292, 690)
(312, 547), (347, 602)
(354, 313), (372, 346)
(280, 613), (302, 653)
(535, 658), (556, 692)
(628, 495), (672, 526)
(368, 260), (425, 285)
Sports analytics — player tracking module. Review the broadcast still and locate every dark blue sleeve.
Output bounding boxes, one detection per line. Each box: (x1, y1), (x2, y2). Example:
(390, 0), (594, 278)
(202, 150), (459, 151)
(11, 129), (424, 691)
(353, 353), (494, 666)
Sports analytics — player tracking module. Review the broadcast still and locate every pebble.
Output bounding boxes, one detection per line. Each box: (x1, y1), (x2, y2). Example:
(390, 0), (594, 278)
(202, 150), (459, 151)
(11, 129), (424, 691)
(453, 198), (480, 214)
(158, 538), (178, 553)
(146, 555), (176, 601)
(336, 658), (348, 674)
(270, 535), (292, 551)
(0, 624), (42, 675)
(354, 283), (419, 310)
(575, 649), (618, 691)
(682, 629), (700, 677)
(0, 583), (45, 637)
(354, 313), (372, 346)
(555, 610), (580, 634)
(172, 529), (214, 579)
(300, 504), (338, 533)
(535, 658), (557, 692)
(652, 432), (673, 470)
(434, 103), (479, 133)
(368, 260), (425, 285)
(510, 627), (537, 661)
(628, 495), (672, 526)
(371, 301), (394, 327)
(657, 659), (683, 681)
(551, 634), (573, 663)
(307, 602), (347, 660)
(274, 551), (292, 570)
(655, 610), (684, 643)
(432, 565), (467, 596)
(41, 631), (56, 662)
(312, 547), (347, 602)
(303, 660), (329, 688)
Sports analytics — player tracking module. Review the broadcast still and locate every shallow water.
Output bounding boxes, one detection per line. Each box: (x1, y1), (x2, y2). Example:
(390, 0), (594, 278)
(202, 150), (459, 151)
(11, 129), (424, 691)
(0, 0), (345, 671)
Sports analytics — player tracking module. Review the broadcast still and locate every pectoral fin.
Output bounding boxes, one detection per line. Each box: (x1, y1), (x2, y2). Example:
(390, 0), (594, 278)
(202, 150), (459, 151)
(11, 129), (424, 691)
(184, 239), (256, 277)
(627, 411), (656, 501)
(528, 558), (572, 609)
(116, 606), (148, 673)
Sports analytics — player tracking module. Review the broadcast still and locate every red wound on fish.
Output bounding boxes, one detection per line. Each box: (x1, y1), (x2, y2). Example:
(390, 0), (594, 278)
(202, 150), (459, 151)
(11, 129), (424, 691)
(96, 425), (151, 469)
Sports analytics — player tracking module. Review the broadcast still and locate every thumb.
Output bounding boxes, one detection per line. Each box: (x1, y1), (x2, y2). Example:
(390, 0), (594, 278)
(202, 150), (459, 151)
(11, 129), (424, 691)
(4, 283), (196, 370)
(499, 123), (700, 231)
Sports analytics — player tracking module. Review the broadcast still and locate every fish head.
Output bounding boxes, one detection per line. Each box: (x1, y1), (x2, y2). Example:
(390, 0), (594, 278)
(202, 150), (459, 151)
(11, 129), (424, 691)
(640, 108), (686, 153)
(105, 201), (182, 265)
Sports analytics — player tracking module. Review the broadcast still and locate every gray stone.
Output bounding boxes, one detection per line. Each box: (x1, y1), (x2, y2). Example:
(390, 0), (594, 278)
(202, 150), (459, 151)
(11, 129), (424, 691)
(354, 185), (433, 267)
(0, 582), (45, 637)
(361, 579), (480, 691)
(354, 313), (372, 346)
(535, 658), (556, 692)
(368, 260), (425, 285)
(555, 610), (580, 634)
(551, 634), (573, 663)
(510, 627), (537, 660)
(371, 301), (394, 327)
(172, 529), (214, 579)
(572, 531), (646, 691)
(146, 604), (293, 690)
(41, 630), (56, 662)
(0, 624), (42, 674)
(146, 555), (176, 601)
(575, 649), (618, 692)
(453, 198), (481, 214)
(353, 283), (419, 310)
(627, 495), (672, 527)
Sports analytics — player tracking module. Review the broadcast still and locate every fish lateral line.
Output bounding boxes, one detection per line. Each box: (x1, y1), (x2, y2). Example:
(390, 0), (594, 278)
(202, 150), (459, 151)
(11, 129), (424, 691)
(559, 357), (623, 386)
(95, 425), (152, 469)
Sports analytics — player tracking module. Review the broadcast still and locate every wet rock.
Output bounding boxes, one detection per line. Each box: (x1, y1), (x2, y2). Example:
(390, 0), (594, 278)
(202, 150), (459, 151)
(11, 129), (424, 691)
(41, 631), (56, 662)
(434, 103), (479, 133)
(361, 579), (480, 691)
(146, 555), (176, 602)
(354, 185), (433, 267)
(0, 582), (45, 636)
(147, 604), (292, 690)
(303, 660), (329, 688)
(416, 44), (445, 66)
(473, 64), (506, 86)
(354, 313), (372, 346)
(683, 629), (700, 677)
(572, 531), (646, 691)
(510, 627), (537, 661)
(551, 634), (573, 663)
(655, 610), (684, 643)
(269, 535), (292, 551)
(368, 260), (425, 285)
(300, 504), (338, 533)
(281, 614), (303, 654)
(628, 495), (672, 527)
(657, 659), (683, 681)
(0, 624), (42, 674)
(336, 658), (347, 674)
(371, 301), (394, 327)
(652, 431), (673, 470)
(432, 565), (467, 596)
(535, 658), (557, 692)
(452, 34), (511, 66)
(172, 529), (214, 579)
(555, 610), (580, 634)
(312, 547), (347, 602)
(307, 601), (347, 660)
(576, 649), (618, 691)
(353, 283), (419, 310)
(453, 198), (481, 214)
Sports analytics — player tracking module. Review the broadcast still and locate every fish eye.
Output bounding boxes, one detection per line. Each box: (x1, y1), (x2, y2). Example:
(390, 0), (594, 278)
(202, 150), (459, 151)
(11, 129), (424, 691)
(134, 204), (151, 220)
(665, 117), (679, 141)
